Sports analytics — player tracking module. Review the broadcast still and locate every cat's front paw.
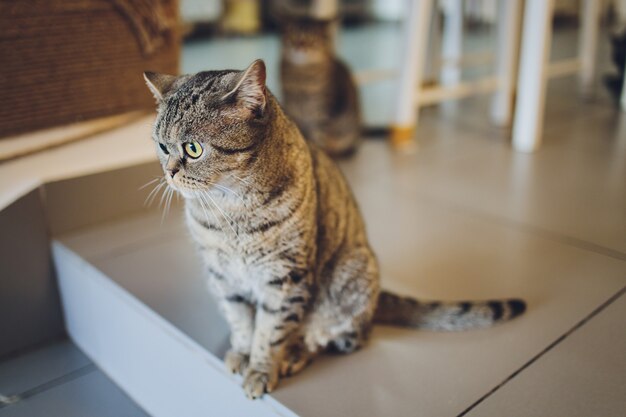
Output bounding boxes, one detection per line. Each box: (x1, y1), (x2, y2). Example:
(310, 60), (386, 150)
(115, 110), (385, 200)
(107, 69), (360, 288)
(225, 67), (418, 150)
(224, 350), (249, 375)
(243, 367), (278, 399)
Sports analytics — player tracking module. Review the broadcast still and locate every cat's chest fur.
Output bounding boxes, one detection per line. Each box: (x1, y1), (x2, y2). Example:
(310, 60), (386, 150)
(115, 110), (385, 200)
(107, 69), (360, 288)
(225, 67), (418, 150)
(184, 197), (296, 300)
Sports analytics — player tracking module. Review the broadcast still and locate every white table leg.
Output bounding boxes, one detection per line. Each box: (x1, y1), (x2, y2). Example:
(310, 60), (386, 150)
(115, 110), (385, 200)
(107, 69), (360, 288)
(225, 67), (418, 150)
(491, 0), (522, 126)
(440, 0), (463, 87)
(424, 3), (442, 84)
(512, 0), (554, 153)
(390, 0), (434, 148)
(579, 0), (601, 93)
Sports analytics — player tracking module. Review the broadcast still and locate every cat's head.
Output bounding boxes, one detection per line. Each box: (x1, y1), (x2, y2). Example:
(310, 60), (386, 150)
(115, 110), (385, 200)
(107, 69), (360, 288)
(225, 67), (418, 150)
(280, 16), (334, 61)
(143, 60), (268, 198)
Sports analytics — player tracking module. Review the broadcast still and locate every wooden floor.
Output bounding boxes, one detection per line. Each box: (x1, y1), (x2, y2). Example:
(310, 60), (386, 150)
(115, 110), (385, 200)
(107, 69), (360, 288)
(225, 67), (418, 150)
(1, 23), (625, 417)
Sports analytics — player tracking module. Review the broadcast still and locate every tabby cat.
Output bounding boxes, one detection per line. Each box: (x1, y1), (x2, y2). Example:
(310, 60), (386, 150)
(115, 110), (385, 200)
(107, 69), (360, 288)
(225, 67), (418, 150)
(280, 16), (361, 157)
(144, 60), (526, 399)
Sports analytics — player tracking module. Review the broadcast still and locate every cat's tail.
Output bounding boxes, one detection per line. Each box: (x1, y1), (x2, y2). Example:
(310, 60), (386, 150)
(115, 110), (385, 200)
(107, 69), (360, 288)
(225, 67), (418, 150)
(373, 290), (526, 331)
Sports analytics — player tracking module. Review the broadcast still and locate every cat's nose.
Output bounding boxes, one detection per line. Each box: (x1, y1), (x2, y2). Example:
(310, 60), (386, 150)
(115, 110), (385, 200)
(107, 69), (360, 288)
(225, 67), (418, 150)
(167, 167), (179, 178)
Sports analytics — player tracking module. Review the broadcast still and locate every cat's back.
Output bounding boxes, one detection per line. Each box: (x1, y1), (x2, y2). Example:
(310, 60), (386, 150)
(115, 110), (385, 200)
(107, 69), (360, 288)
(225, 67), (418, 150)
(307, 142), (367, 254)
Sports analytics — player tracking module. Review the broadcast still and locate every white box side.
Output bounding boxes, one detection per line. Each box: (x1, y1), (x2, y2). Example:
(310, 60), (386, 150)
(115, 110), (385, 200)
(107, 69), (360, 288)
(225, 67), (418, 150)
(51, 241), (297, 417)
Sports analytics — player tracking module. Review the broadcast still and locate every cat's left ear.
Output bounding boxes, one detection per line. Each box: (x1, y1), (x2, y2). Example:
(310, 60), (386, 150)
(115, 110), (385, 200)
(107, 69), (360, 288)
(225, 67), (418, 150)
(143, 72), (178, 102)
(223, 59), (267, 117)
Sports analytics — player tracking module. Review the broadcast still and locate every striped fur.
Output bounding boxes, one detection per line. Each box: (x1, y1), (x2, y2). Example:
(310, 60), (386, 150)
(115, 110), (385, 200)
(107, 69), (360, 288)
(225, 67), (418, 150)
(375, 291), (526, 331)
(280, 17), (361, 157)
(144, 60), (526, 399)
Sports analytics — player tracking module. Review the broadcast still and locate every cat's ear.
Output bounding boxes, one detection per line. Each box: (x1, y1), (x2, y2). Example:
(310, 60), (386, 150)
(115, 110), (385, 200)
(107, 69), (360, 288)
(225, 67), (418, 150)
(143, 72), (177, 102)
(223, 59), (267, 117)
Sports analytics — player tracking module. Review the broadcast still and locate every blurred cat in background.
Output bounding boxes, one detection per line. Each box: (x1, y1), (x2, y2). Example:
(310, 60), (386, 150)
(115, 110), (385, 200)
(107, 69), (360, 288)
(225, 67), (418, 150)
(280, 16), (362, 157)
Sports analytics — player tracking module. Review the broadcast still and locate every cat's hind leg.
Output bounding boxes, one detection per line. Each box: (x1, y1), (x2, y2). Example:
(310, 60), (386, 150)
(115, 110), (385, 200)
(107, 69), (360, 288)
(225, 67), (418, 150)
(306, 246), (379, 354)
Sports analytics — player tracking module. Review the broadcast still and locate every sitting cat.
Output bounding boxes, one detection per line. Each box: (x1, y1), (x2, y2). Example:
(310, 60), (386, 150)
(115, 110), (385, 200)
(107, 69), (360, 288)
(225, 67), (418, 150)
(143, 60), (525, 399)
(280, 16), (362, 157)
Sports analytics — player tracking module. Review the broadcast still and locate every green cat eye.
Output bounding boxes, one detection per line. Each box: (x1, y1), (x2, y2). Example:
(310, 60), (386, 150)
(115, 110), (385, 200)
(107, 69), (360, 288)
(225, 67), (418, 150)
(184, 141), (203, 159)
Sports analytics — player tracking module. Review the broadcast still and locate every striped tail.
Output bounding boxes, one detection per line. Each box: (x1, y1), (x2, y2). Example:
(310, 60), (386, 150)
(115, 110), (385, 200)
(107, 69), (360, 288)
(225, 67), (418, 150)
(374, 290), (526, 331)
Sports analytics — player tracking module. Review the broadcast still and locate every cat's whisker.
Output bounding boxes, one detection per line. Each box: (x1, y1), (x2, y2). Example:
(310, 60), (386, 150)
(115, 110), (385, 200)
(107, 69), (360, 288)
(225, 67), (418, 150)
(208, 181), (245, 203)
(165, 187), (175, 218)
(161, 187), (175, 224)
(158, 183), (170, 210)
(194, 191), (209, 221)
(158, 185), (174, 222)
(159, 187), (168, 222)
(229, 173), (251, 187)
(145, 180), (167, 207)
(196, 195), (210, 223)
(197, 192), (220, 225)
(139, 177), (162, 190)
(203, 190), (239, 237)
(200, 191), (228, 230)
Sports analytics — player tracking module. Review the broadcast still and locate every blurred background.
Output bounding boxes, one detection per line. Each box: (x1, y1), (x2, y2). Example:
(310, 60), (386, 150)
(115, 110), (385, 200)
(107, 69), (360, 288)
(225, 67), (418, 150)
(1, 0), (625, 155)
(179, 0), (625, 127)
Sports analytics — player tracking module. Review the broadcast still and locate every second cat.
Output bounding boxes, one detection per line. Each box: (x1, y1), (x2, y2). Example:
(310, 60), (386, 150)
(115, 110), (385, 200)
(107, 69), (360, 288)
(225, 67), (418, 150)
(280, 16), (362, 157)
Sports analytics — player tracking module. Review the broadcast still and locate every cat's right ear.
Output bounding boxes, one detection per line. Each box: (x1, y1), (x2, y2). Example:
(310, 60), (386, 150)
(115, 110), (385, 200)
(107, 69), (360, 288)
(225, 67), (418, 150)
(143, 72), (177, 102)
(222, 59), (267, 118)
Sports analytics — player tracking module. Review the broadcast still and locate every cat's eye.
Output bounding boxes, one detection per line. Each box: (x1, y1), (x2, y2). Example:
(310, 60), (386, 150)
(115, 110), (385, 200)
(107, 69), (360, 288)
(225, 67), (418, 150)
(184, 141), (203, 159)
(158, 143), (169, 154)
